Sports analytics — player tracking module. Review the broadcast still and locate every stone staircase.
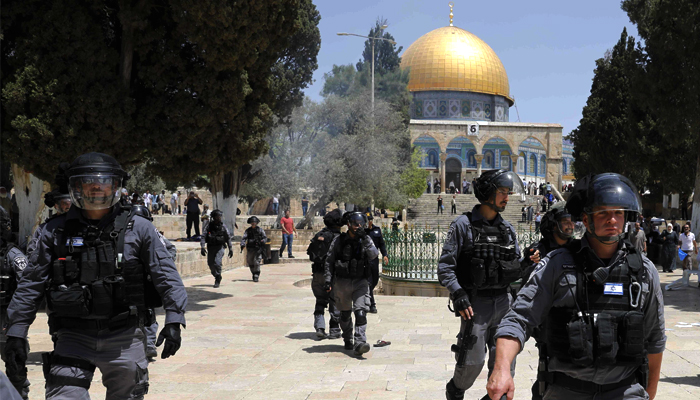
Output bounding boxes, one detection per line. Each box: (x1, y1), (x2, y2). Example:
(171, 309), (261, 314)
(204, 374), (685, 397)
(406, 193), (542, 231)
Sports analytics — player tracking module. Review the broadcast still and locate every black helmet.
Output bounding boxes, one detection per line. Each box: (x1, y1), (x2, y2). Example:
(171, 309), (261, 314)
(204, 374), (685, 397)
(566, 173), (642, 243)
(65, 153), (129, 210)
(323, 209), (343, 227)
(45, 189), (72, 214)
(0, 206), (14, 242)
(211, 209), (223, 223)
(346, 212), (367, 228)
(474, 169), (525, 211)
(247, 216), (260, 224)
(540, 202), (573, 240)
(131, 204), (153, 221)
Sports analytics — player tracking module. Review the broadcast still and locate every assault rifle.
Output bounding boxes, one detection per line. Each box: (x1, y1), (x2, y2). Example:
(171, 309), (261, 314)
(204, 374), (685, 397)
(450, 318), (477, 367)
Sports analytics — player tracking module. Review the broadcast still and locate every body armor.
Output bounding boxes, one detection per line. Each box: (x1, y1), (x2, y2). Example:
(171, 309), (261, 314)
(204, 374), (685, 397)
(334, 233), (368, 279)
(206, 222), (228, 246)
(544, 240), (647, 368)
(456, 212), (520, 290)
(308, 228), (337, 273)
(0, 246), (19, 307)
(46, 206), (160, 329)
(244, 227), (265, 249)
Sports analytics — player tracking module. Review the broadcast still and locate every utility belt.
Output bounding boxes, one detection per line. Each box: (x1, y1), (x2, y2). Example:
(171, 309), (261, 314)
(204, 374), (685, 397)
(542, 371), (638, 395)
(206, 233), (227, 245)
(335, 258), (366, 279)
(50, 306), (153, 334)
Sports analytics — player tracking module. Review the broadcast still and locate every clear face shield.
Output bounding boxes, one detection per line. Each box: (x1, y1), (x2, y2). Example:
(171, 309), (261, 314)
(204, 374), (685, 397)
(488, 171), (526, 212)
(555, 215), (574, 239)
(348, 215), (366, 232)
(68, 174), (123, 210)
(55, 198), (72, 214)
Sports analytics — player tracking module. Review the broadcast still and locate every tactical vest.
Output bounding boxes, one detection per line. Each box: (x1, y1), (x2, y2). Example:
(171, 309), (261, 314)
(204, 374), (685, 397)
(206, 223), (227, 245)
(0, 246), (19, 307)
(544, 240), (647, 368)
(245, 227), (265, 249)
(456, 212), (521, 290)
(334, 233), (367, 279)
(46, 206), (162, 325)
(308, 228), (336, 273)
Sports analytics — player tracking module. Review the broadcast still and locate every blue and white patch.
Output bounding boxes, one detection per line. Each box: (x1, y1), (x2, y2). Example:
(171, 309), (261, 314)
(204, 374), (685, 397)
(13, 257), (27, 272)
(604, 282), (624, 296)
(67, 237), (84, 247)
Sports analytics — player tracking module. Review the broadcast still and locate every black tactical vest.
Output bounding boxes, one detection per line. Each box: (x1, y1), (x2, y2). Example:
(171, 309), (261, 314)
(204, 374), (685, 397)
(308, 228), (337, 273)
(545, 240), (648, 368)
(245, 227), (264, 249)
(334, 233), (367, 279)
(47, 206), (162, 323)
(206, 222), (227, 245)
(0, 245), (19, 307)
(456, 212), (521, 290)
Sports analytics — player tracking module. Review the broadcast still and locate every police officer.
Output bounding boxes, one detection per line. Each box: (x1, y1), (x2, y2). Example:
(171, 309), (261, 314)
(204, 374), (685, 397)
(437, 169), (525, 400)
(488, 173), (666, 400)
(365, 215), (388, 314)
(306, 209), (343, 339)
(241, 216), (268, 282)
(201, 209), (233, 288)
(25, 165), (73, 257)
(324, 212), (379, 356)
(0, 205), (30, 399)
(3, 152), (187, 399)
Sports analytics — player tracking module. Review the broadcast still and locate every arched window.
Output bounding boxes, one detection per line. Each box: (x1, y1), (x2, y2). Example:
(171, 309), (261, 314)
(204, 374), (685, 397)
(540, 155), (546, 176)
(428, 150), (437, 168)
(500, 151), (511, 171)
(529, 154), (537, 174)
(483, 151), (494, 169)
(518, 152), (525, 174)
(467, 150), (476, 167)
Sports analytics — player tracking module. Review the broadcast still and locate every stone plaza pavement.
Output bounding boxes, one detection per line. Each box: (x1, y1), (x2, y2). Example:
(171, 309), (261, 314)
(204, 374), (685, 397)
(20, 261), (700, 399)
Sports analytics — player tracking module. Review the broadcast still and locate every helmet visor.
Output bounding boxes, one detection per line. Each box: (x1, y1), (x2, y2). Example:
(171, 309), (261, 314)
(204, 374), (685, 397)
(349, 214), (366, 228)
(69, 174), (123, 210)
(556, 216), (574, 238)
(585, 174), (642, 220)
(492, 171), (526, 196)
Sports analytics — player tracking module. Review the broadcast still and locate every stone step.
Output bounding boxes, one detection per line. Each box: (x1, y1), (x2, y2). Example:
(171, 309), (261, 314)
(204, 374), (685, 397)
(277, 256), (310, 264)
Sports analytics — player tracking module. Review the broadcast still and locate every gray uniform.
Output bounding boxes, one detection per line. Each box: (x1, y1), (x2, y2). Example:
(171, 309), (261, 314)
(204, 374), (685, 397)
(201, 221), (232, 280)
(309, 227), (341, 335)
(6, 206), (188, 399)
(1, 370), (24, 400)
(437, 205), (520, 391)
(0, 245), (29, 397)
(145, 237), (177, 358)
(324, 232), (378, 345)
(495, 237), (666, 399)
(241, 226), (267, 279)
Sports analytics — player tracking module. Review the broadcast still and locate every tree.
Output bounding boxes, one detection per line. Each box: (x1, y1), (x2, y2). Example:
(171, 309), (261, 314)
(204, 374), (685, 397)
(125, 161), (166, 195)
(569, 29), (655, 190)
(355, 18), (403, 76)
(2, 0), (321, 236)
(622, 0), (700, 229)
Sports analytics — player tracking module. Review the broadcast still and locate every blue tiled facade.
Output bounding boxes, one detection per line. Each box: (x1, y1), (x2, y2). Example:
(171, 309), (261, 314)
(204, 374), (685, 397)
(411, 91), (510, 122)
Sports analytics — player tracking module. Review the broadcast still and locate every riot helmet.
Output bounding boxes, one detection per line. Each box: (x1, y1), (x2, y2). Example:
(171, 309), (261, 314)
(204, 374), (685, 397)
(247, 216), (260, 224)
(211, 209), (223, 224)
(45, 190), (72, 214)
(539, 202), (573, 241)
(565, 173), (642, 243)
(0, 205), (13, 242)
(473, 169), (525, 212)
(323, 209), (343, 228)
(65, 153), (129, 210)
(346, 212), (367, 231)
(131, 204), (153, 221)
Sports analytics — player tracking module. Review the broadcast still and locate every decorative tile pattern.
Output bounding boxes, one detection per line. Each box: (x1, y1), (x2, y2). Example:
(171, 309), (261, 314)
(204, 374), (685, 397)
(438, 100), (448, 117)
(449, 100), (461, 118)
(424, 100), (437, 117)
(471, 101), (484, 119)
(495, 105), (505, 122)
(484, 104), (492, 120)
(414, 100), (423, 118)
(461, 100), (471, 117)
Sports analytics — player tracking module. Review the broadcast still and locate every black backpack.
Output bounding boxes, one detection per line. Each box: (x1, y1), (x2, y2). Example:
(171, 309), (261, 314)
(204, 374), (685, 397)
(307, 230), (335, 272)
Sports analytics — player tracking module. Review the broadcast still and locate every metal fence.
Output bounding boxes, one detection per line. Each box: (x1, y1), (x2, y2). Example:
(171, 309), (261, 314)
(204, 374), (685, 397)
(381, 224), (543, 282)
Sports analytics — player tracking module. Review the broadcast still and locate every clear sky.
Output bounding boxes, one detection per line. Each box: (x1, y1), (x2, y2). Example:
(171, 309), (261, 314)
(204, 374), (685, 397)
(306, 0), (639, 136)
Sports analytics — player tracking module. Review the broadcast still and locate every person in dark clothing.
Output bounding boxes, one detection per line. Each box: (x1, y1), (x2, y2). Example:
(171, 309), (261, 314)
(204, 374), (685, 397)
(366, 216), (388, 314)
(200, 210), (233, 288)
(437, 195), (443, 214)
(660, 223), (680, 272)
(184, 191), (203, 238)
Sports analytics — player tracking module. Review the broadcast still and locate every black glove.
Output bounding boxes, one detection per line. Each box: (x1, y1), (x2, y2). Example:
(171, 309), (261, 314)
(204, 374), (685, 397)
(323, 282), (332, 292)
(228, 249), (233, 258)
(452, 289), (471, 311)
(354, 228), (367, 238)
(201, 248), (207, 256)
(155, 323), (182, 359)
(4, 337), (28, 392)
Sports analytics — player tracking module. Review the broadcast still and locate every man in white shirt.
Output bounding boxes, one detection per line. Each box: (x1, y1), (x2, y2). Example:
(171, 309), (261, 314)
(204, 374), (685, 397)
(679, 224), (697, 270)
(143, 190), (152, 210)
(170, 192), (178, 215)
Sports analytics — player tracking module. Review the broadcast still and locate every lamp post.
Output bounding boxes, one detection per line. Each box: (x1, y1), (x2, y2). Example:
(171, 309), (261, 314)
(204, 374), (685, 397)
(337, 25), (396, 111)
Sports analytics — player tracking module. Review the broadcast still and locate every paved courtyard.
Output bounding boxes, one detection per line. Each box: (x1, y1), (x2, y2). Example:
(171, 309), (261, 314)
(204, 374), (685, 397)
(21, 261), (700, 399)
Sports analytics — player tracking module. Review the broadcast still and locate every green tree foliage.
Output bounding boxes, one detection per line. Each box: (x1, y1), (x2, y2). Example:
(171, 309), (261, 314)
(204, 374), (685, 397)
(569, 29), (655, 189)
(399, 148), (430, 201)
(1, 0), (320, 184)
(622, 0), (699, 199)
(355, 18), (403, 76)
(125, 161), (165, 195)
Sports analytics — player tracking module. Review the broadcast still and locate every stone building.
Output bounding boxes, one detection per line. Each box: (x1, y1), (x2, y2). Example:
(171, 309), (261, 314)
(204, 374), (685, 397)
(402, 6), (566, 191)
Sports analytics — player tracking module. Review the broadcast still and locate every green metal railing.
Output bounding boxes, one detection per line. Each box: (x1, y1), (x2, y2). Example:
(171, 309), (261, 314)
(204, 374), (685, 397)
(381, 224), (543, 282)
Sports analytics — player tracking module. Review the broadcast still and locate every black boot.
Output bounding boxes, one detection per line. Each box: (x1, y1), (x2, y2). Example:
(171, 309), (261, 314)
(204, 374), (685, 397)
(445, 379), (465, 400)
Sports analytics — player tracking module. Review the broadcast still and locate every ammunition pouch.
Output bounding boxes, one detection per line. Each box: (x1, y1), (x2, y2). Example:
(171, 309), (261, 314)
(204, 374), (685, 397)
(469, 258), (486, 287)
(47, 284), (92, 318)
(596, 313), (619, 366)
(619, 311), (645, 361)
(636, 357), (649, 389)
(566, 317), (594, 366)
(498, 258), (522, 285)
(335, 260), (350, 278)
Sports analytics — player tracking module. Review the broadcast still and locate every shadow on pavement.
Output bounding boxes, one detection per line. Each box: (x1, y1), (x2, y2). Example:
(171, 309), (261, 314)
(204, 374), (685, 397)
(301, 344), (349, 354)
(659, 267), (700, 314)
(184, 286), (233, 312)
(659, 375), (700, 387)
(286, 332), (318, 340)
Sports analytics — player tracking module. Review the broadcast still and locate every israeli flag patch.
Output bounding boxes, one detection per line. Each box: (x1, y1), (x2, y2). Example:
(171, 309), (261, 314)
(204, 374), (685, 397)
(67, 237), (84, 247)
(603, 282), (624, 296)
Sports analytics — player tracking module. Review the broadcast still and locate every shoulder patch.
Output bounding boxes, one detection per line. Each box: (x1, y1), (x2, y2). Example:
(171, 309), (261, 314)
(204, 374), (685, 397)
(155, 227), (167, 249)
(13, 256), (28, 272)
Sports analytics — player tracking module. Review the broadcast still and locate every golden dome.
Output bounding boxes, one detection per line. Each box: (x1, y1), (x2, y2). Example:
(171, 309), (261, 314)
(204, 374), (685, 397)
(401, 26), (513, 105)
